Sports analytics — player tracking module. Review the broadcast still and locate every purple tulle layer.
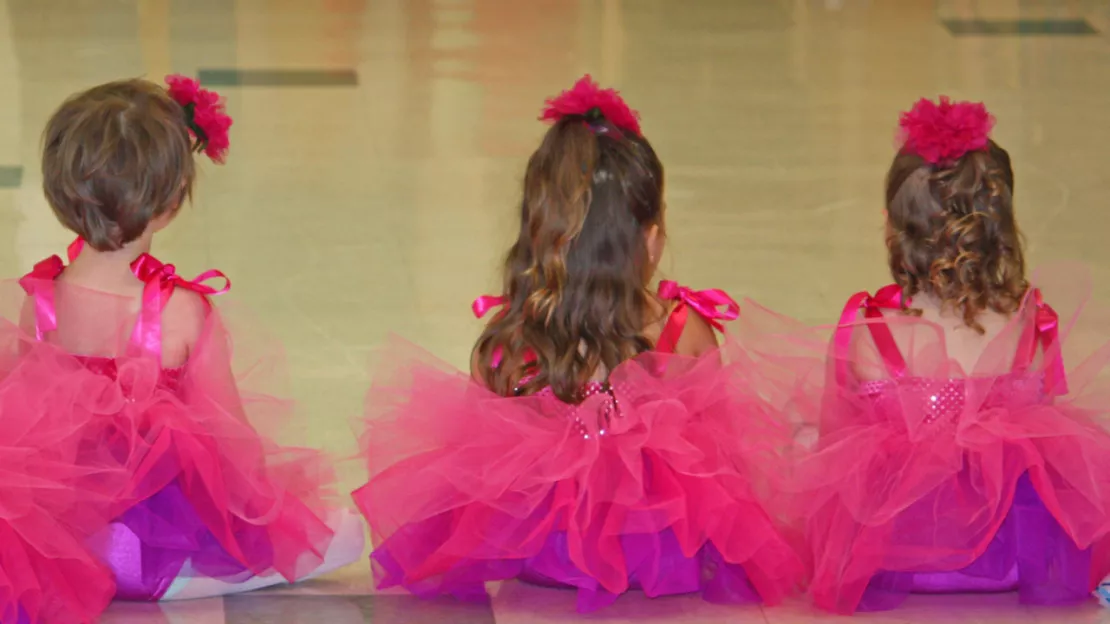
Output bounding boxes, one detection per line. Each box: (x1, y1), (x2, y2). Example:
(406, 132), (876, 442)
(858, 474), (1093, 611)
(517, 531), (760, 611)
(97, 482), (271, 600)
(373, 525), (760, 613)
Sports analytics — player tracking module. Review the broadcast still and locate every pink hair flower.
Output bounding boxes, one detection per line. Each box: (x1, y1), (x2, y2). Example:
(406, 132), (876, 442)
(540, 75), (642, 137)
(898, 96), (994, 166)
(165, 74), (233, 164)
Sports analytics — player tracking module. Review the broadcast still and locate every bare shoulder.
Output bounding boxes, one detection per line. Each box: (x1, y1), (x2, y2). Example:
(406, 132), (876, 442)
(164, 288), (210, 329)
(161, 289), (211, 366)
(674, 311), (720, 357)
(845, 315), (883, 382)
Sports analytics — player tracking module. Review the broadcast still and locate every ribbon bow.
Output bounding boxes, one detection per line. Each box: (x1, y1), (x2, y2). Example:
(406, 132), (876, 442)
(471, 295), (528, 369)
(130, 254), (231, 297)
(20, 239), (233, 350)
(128, 253), (230, 357)
(68, 238), (232, 296)
(1029, 289), (1067, 395)
(834, 284), (911, 384)
(68, 238), (230, 358)
(19, 256), (67, 339)
(836, 284), (905, 331)
(657, 281), (740, 331)
(472, 295), (508, 319)
(22, 255), (66, 286)
(655, 281), (738, 354)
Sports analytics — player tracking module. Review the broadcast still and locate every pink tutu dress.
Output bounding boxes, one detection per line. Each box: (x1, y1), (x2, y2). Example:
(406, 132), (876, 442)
(8, 241), (338, 617)
(353, 282), (803, 612)
(0, 328), (129, 623)
(769, 271), (1110, 613)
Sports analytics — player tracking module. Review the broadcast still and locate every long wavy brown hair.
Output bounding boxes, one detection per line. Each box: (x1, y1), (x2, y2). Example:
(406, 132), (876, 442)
(473, 115), (665, 403)
(885, 139), (1027, 332)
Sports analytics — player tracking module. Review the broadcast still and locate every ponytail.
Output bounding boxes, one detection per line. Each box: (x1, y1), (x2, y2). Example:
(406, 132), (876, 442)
(519, 121), (598, 328)
(474, 116), (664, 402)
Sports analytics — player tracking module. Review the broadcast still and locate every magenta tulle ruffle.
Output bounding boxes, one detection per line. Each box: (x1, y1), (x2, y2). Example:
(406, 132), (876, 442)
(0, 497), (119, 624)
(0, 333), (132, 622)
(92, 314), (337, 597)
(856, 474), (1092, 611)
(103, 482), (278, 600)
(354, 339), (802, 612)
(371, 490), (761, 612)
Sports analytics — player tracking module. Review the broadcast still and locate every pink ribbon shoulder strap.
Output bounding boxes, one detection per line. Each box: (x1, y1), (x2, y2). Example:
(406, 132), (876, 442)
(656, 280), (739, 353)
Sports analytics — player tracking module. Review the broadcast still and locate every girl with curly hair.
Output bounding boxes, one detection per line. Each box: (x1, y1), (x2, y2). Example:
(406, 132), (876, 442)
(768, 97), (1110, 613)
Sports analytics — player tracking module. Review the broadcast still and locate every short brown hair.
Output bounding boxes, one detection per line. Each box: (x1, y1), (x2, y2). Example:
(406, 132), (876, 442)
(885, 140), (1027, 333)
(42, 79), (194, 251)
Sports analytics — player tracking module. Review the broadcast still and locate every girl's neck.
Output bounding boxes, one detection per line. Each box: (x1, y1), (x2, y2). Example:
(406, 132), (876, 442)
(63, 234), (153, 290)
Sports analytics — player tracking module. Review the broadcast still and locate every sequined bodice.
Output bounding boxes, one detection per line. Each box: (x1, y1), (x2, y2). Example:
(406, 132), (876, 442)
(536, 381), (622, 440)
(837, 285), (1064, 431)
(857, 371), (1048, 428)
(481, 281), (738, 442)
(75, 355), (186, 394)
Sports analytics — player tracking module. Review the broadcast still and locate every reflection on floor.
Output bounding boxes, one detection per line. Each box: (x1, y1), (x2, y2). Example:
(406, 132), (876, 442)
(98, 583), (1110, 624)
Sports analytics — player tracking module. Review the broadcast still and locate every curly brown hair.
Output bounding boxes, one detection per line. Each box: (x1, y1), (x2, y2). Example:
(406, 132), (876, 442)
(42, 79), (195, 252)
(885, 139), (1027, 333)
(472, 116), (665, 403)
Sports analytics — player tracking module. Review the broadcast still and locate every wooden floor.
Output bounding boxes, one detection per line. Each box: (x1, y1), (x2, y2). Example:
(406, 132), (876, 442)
(4, 0), (1110, 621)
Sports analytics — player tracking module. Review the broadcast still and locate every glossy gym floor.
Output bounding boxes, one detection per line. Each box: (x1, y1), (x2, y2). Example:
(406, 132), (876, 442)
(2, 0), (1110, 622)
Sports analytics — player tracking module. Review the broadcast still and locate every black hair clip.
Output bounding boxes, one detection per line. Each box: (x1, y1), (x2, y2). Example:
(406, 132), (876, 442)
(584, 107), (611, 136)
(181, 103), (210, 155)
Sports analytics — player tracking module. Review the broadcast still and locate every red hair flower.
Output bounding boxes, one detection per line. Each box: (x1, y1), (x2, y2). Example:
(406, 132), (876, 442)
(165, 74), (233, 164)
(898, 96), (994, 166)
(540, 75), (642, 137)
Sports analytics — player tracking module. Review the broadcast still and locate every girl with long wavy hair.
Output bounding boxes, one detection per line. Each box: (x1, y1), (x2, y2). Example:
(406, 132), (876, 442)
(352, 76), (802, 612)
(750, 97), (1110, 613)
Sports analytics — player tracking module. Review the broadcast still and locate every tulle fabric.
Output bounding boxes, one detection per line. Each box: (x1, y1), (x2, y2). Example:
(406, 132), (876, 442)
(0, 320), (130, 624)
(727, 266), (1110, 614)
(353, 338), (802, 612)
(2, 277), (337, 611)
(99, 307), (337, 599)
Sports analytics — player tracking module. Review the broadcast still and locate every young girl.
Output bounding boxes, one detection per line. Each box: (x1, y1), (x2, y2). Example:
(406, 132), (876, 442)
(768, 97), (1110, 613)
(4, 76), (362, 622)
(352, 76), (803, 612)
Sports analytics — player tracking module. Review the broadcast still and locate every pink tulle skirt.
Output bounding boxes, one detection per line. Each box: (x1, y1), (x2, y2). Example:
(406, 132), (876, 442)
(353, 339), (802, 612)
(0, 279), (339, 620)
(729, 267), (1110, 613)
(0, 326), (129, 622)
(93, 314), (336, 599)
(93, 359), (338, 601)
